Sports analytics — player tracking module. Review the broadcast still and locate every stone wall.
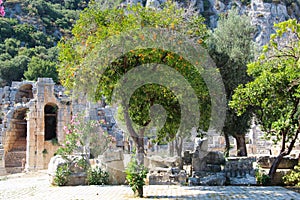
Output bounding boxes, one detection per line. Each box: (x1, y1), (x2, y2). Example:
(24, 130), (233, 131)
(224, 157), (256, 185)
(0, 78), (72, 173)
(0, 78), (124, 174)
(96, 149), (127, 185)
(26, 78), (72, 171)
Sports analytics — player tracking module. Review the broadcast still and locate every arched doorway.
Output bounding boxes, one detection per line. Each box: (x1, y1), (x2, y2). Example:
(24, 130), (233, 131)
(5, 108), (28, 173)
(44, 104), (58, 141)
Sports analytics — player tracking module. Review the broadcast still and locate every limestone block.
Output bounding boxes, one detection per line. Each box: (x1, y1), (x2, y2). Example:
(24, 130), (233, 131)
(145, 156), (164, 168)
(104, 162), (126, 185)
(257, 156), (298, 169)
(163, 156), (181, 167)
(192, 150), (208, 172)
(229, 174), (256, 185)
(103, 149), (124, 163)
(67, 172), (87, 186)
(48, 155), (89, 186)
(206, 151), (225, 165)
(147, 167), (174, 185)
(188, 177), (200, 186)
(199, 172), (226, 186)
(206, 164), (222, 172)
(47, 155), (66, 176)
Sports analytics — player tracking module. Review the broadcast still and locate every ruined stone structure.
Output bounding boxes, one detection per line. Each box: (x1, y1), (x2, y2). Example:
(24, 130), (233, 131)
(0, 78), (124, 175)
(0, 78), (72, 174)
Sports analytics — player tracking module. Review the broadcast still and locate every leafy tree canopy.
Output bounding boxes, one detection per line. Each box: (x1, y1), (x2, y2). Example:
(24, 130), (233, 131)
(24, 56), (58, 83)
(58, 2), (212, 146)
(230, 19), (300, 179)
(0, 55), (30, 85)
(208, 9), (256, 156)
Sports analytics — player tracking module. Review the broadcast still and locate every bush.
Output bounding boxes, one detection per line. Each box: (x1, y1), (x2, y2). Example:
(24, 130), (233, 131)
(87, 166), (109, 185)
(125, 158), (148, 197)
(53, 163), (71, 186)
(255, 170), (271, 186)
(24, 56), (58, 83)
(283, 164), (300, 186)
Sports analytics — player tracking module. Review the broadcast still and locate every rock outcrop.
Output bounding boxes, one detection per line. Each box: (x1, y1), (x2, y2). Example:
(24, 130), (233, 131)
(122, 0), (300, 46)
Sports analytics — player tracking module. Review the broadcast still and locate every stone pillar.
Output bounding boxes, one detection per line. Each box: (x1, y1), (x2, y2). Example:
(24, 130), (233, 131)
(35, 134), (44, 170)
(0, 148), (7, 175)
(35, 105), (45, 170)
(26, 103), (37, 171)
(57, 106), (64, 144)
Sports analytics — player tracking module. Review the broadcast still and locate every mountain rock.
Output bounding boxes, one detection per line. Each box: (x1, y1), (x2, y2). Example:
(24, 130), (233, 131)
(122, 0), (299, 46)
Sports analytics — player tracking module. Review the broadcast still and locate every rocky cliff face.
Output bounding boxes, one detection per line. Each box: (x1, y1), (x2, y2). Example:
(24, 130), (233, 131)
(5, 0), (299, 46)
(124, 0), (300, 46)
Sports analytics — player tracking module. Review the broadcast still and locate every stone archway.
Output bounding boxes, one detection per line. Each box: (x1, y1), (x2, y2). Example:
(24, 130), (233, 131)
(5, 108), (28, 173)
(44, 104), (58, 141)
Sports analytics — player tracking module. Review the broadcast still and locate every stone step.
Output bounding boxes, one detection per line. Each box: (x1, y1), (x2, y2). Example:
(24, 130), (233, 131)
(5, 167), (23, 174)
(5, 151), (26, 168)
(14, 139), (26, 145)
(11, 146), (26, 151)
(11, 138), (26, 151)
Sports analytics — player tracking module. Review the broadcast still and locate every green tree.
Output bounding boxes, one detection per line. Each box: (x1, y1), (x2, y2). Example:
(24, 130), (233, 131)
(4, 38), (20, 57)
(14, 23), (35, 46)
(0, 55), (30, 85)
(208, 9), (255, 156)
(24, 56), (58, 83)
(230, 19), (300, 182)
(0, 18), (17, 42)
(58, 3), (212, 193)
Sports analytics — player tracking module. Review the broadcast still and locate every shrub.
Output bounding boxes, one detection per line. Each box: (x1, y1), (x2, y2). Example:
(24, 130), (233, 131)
(255, 170), (271, 185)
(87, 166), (109, 185)
(53, 163), (71, 186)
(125, 158), (148, 197)
(76, 157), (89, 171)
(283, 164), (300, 186)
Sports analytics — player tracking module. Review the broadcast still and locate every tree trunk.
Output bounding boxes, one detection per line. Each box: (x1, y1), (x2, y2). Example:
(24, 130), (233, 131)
(234, 134), (247, 157)
(123, 104), (145, 196)
(123, 104), (145, 165)
(136, 132), (145, 166)
(175, 136), (183, 169)
(268, 129), (299, 183)
(268, 153), (285, 182)
(137, 186), (143, 198)
(169, 140), (174, 157)
(224, 133), (230, 157)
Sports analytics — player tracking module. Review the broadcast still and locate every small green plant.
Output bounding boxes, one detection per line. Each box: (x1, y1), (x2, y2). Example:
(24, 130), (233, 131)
(76, 157), (89, 171)
(42, 149), (48, 154)
(125, 158), (148, 197)
(255, 170), (271, 185)
(53, 163), (71, 186)
(87, 166), (109, 185)
(283, 163), (300, 186)
(51, 138), (59, 145)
